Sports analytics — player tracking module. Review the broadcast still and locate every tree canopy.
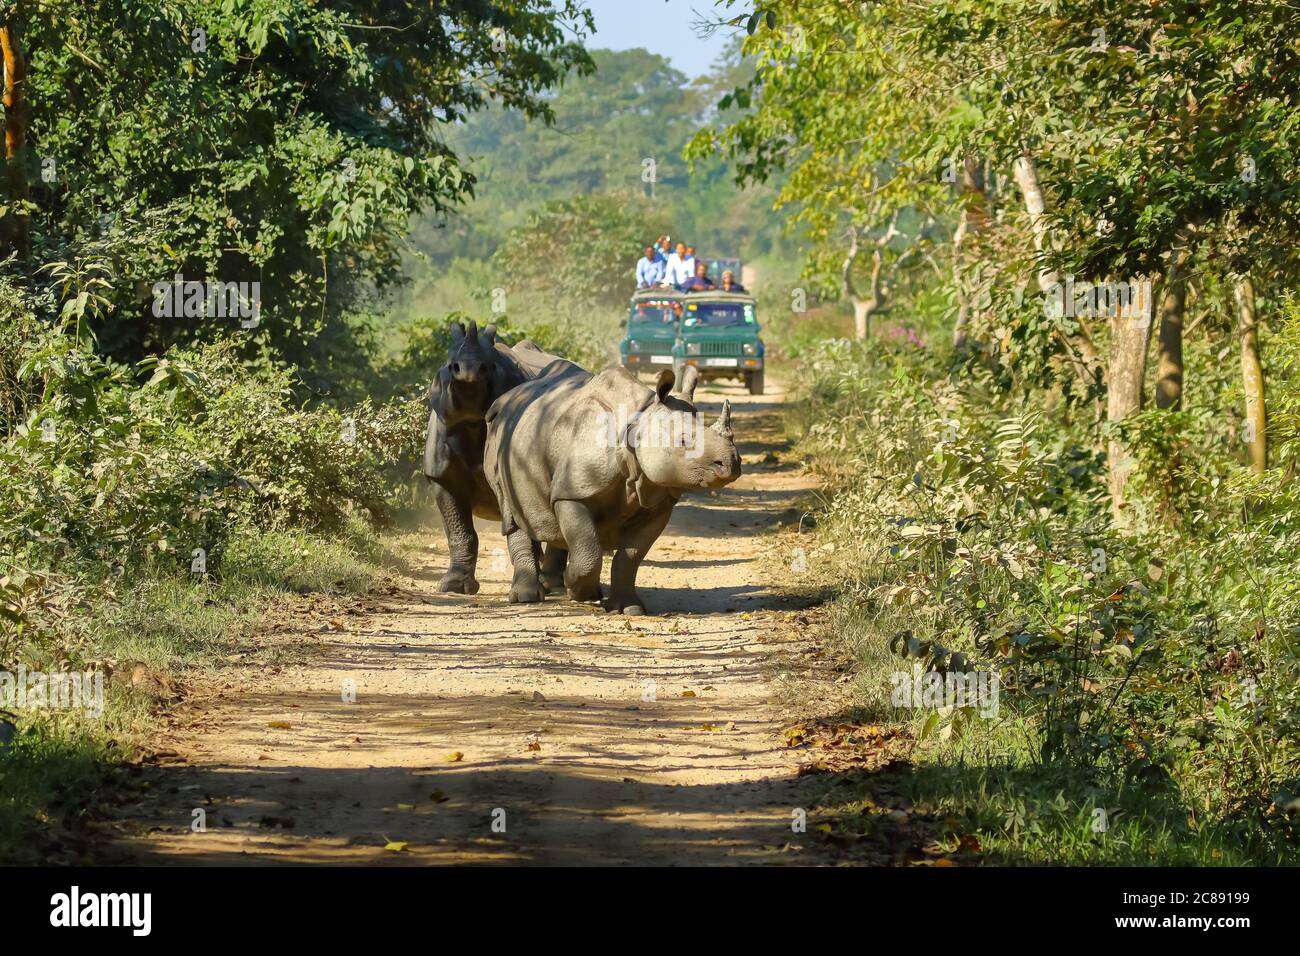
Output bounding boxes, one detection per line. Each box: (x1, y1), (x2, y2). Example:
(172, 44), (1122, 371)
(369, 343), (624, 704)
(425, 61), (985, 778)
(3, 0), (594, 376)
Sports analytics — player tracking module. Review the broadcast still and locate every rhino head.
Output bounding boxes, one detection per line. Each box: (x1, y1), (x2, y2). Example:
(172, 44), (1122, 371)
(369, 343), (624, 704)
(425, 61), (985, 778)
(445, 320), (499, 409)
(629, 367), (741, 491)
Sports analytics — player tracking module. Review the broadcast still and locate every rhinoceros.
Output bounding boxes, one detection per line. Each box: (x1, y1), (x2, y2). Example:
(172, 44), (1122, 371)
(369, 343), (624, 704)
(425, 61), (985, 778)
(484, 361), (741, 614)
(422, 321), (564, 594)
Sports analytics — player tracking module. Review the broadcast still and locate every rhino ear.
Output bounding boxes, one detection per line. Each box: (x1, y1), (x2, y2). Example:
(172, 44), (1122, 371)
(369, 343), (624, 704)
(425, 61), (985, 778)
(711, 399), (733, 436)
(449, 321), (465, 344)
(674, 365), (699, 402)
(482, 324), (498, 347)
(653, 368), (675, 404)
(426, 366), (445, 410)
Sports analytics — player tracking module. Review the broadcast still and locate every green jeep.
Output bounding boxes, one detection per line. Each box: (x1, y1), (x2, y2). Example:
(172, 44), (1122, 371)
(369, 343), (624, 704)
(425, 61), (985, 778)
(672, 291), (765, 395)
(619, 289), (683, 376)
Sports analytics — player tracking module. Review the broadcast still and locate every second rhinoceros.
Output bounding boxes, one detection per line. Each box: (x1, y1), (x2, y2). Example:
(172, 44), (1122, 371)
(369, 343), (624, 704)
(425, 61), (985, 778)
(484, 362), (741, 614)
(422, 321), (563, 594)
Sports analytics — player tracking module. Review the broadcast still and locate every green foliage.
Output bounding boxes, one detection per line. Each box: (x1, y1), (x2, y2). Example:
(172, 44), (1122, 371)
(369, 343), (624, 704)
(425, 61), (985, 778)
(792, 336), (1300, 857)
(11, 0), (594, 382)
(494, 193), (669, 312)
(405, 45), (782, 268)
(0, 289), (423, 587)
(689, 4), (954, 296)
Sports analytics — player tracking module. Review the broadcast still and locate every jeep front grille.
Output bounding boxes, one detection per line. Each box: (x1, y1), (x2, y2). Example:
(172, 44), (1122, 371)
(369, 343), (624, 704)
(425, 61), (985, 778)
(698, 341), (742, 356)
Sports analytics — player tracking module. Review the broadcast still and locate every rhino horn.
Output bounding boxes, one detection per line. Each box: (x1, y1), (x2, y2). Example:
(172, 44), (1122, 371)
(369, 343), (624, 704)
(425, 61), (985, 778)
(711, 399), (733, 436)
(654, 367), (675, 404)
(466, 319), (479, 342)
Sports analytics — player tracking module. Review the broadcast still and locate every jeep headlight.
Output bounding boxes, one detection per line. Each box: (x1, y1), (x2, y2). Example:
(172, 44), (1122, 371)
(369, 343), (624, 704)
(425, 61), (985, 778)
(628, 340), (640, 352)
(686, 341), (701, 355)
(742, 341), (757, 355)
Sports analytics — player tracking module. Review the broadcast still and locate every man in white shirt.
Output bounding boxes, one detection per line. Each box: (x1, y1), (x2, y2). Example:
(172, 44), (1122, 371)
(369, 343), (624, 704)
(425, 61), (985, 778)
(663, 241), (694, 288)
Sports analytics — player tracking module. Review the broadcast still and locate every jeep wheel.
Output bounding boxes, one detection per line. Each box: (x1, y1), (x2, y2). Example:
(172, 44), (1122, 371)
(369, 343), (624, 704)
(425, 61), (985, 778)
(747, 370), (765, 395)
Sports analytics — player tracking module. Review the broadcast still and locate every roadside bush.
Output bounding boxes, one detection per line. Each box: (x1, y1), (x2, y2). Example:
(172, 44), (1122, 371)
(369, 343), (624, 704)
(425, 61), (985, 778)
(791, 333), (1300, 852)
(1, 323), (422, 575)
(0, 276), (426, 678)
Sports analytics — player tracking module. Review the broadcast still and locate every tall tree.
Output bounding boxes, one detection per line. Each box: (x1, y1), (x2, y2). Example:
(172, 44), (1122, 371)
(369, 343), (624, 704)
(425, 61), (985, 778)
(5, 0), (593, 381)
(703, 0), (1300, 520)
(0, 3), (27, 260)
(1236, 276), (1268, 472)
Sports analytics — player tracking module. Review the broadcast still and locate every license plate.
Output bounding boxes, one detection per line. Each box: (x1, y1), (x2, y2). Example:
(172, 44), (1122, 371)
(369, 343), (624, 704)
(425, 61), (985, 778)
(705, 357), (737, 367)
(649, 354), (672, 364)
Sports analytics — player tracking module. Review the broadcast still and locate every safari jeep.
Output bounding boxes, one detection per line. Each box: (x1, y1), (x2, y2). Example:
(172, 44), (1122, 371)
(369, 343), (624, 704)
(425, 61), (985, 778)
(672, 291), (765, 395)
(619, 289), (683, 375)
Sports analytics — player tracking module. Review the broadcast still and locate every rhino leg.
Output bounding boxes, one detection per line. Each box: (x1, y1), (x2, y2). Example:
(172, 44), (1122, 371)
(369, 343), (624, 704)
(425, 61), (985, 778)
(505, 528), (544, 603)
(555, 500), (603, 603)
(539, 544), (568, 595)
(607, 503), (673, 615)
(434, 485), (480, 594)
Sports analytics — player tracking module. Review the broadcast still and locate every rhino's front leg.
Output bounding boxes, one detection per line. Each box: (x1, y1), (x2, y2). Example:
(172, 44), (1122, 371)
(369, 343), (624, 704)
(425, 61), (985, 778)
(539, 543), (568, 595)
(433, 484), (479, 594)
(505, 528), (544, 603)
(607, 503), (673, 615)
(554, 499), (603, 603)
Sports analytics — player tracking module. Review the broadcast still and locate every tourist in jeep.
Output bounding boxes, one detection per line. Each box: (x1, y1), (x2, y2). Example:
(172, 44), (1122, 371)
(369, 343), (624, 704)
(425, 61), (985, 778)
(637, 245), (666, 288)
(720, 270), (746, 293)
(682, 260), (717, 293)
(664, 242), (694, 288)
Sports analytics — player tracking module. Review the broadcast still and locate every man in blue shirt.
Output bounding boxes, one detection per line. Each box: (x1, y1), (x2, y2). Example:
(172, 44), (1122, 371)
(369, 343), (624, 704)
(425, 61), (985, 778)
(681, 260), (716, 293)
(637, 245), (666, 288)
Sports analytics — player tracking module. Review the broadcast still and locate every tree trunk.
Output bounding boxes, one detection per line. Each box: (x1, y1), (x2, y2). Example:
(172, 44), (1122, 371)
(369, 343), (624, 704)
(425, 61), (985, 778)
(1107, 282), (1156, 525)
(952, 157), (986, 349)
(1, 12), (28, 261)
(852, 298), (871, 339)
(1013, 150), (1102, 385)
(1235, 276), (1267, 473)
(1155, 272), (1186, 410)
(1155, 233), (1191, 410)
(844, 218), (894, 340)
(1013, 151), (1056, 292)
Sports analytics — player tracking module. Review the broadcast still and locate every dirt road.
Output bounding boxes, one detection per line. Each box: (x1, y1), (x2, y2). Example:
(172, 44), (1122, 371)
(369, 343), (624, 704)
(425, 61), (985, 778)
(106, 377), (845, 865)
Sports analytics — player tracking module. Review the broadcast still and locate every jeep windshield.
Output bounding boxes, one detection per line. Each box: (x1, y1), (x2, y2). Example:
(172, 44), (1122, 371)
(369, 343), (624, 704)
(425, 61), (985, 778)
(631, 301), (680, 324)
(682, 301), (754, 328)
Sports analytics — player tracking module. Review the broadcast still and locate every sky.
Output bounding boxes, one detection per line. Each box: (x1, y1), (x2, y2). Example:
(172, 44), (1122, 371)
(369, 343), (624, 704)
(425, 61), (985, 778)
(580, 0), (736, 78)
